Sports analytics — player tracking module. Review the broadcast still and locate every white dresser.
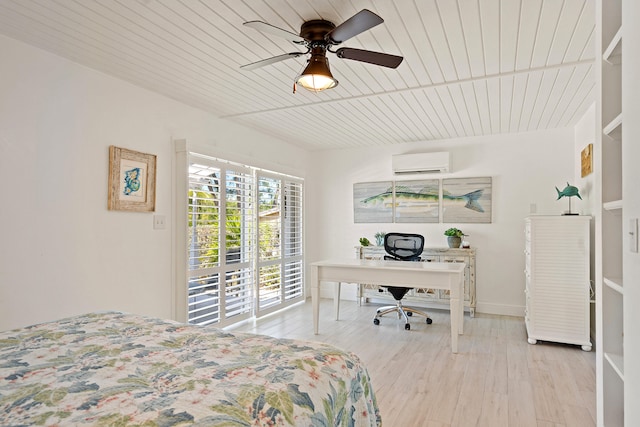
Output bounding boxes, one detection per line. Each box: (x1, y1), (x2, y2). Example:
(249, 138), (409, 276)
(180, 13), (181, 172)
(356, 246), (476, 317)
(524, 216), (592, 351)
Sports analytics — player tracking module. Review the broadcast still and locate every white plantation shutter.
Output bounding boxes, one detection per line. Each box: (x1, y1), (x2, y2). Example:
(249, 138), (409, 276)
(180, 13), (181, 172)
(256, 173), (304, 316)
(187, 160), (254, 326)
(185, 154), (303, 326)
(283, 180), (303, 302)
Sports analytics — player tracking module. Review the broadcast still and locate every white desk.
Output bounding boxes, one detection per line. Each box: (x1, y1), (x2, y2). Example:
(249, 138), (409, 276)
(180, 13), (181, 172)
(310, 259), (466, 353)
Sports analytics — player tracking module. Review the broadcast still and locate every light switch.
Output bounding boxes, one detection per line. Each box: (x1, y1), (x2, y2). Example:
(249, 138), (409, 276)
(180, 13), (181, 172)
(630, 218), (638, 253)
(153, 215), (166, 230)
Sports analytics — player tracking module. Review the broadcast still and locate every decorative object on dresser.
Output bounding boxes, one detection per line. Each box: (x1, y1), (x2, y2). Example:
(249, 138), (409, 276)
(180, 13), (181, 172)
(374, 231), (386, 246)
(356, 245), (476, 317)
(555, 182), (582, 216)
(444, 227), (464, 248)
(524, 216), (592, 351)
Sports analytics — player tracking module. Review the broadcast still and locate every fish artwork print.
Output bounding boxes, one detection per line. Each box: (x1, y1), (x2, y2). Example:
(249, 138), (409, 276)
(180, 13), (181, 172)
(362, 186), (484, 213)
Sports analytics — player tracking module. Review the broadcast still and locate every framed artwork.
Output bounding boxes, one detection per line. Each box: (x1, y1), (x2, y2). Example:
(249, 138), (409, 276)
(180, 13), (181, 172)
(353, 181), (393, 223)
(394, 179), (439, 223)
(442, 177), (492, 223)
(108, 145), (157, 212)
(581, 143), (593, 177)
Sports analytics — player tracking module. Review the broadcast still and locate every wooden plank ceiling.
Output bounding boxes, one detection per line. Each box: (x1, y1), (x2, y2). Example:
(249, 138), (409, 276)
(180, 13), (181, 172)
(0, 0), (595, 151)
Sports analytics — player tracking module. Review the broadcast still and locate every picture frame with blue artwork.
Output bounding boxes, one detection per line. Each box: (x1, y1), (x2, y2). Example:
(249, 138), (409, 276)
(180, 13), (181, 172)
(108, 145), (156, 212)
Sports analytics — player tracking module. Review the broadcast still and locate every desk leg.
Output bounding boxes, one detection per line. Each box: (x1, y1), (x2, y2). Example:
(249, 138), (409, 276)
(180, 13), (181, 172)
(458, 282), (464, 335)
(334, 282), (341, 320)
(450, 297), (459, 354)
(311, 265), (319, 335)
(449, 273), (464, 353)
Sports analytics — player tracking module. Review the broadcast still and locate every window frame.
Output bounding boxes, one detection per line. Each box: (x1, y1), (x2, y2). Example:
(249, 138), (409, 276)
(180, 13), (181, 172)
(174, 146), (304, 327)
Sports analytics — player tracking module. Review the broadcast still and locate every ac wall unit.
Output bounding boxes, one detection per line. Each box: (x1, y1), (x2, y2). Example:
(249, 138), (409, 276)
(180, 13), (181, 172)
(392, 151), (450, 174)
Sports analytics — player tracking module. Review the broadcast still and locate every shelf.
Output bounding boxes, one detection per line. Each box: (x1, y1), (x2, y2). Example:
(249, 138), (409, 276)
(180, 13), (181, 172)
(603, 26), (622, 64)
(604, 352), (625, 381)
(603, 199), (623, 211)
(604, 277), (624, 295)
(603, 113), (622, 140)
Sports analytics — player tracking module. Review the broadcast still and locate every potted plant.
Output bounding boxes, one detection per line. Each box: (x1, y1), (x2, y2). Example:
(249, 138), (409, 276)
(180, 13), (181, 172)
(359, 237), (371, 247)
(444, 227), (464, 248)
(374, 231), (386, 246)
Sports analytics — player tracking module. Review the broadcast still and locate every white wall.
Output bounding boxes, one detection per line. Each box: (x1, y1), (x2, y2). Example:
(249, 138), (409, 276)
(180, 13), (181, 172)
(574, 103), (597, 217)
(573, 103), (597, 337)
(0, 35), (309, 330)
(306, 129), (579, 316)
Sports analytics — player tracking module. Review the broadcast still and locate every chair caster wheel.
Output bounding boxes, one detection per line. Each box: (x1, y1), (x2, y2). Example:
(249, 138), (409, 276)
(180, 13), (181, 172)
(426, 318), (433, 324)
(405, 324), (411, 330)
(373, 318), (380, 325)
(406, 312), (413, 317)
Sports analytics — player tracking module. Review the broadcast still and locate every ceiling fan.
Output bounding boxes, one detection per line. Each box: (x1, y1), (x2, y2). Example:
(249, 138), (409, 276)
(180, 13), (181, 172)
(240, 9), (404, 93)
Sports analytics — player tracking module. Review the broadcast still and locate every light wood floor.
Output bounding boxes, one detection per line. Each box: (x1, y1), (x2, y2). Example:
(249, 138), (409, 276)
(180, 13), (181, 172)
(227, 299), (596, 427)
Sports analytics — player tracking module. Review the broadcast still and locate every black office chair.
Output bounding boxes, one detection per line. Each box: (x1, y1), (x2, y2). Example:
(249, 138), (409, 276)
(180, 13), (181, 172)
(373, 232), (432, 330)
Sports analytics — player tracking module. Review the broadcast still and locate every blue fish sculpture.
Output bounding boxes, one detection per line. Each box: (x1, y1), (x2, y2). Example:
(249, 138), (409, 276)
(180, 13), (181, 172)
(556, 182), (582, 200)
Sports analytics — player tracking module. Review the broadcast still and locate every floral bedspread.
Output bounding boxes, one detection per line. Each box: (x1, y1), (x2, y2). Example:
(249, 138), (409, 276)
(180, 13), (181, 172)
(0, 311), (381, 426)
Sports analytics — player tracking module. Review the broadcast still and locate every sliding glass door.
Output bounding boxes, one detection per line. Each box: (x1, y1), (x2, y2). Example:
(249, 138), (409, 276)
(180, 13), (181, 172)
(256, 173), (304, 317)
(187, 159), (255, 327)
(185, 155), (303, 326)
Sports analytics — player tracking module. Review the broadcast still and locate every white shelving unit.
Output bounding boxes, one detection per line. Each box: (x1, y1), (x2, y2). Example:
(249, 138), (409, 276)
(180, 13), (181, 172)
(603, 113), (622, 138)
(603, 200), (623, 211)
(602, 27), (622, 64)
(596, 0), (625, 425)
(620, 2), (640, 423)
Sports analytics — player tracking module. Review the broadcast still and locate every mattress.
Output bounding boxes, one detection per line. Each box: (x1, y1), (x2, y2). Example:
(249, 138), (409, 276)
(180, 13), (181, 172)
(0, 311), (381, 426)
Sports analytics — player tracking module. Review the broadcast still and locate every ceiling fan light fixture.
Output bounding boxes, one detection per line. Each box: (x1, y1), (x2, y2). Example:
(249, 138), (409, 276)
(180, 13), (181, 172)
(295, 54), (338, 92)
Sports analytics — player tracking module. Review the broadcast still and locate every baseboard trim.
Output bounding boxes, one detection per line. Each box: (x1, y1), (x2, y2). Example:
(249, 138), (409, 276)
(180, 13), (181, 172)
(475, 302), (524, 317)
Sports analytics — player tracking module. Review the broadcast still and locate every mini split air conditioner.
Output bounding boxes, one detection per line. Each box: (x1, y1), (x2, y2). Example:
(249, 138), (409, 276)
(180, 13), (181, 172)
(392, 151), (450, 174)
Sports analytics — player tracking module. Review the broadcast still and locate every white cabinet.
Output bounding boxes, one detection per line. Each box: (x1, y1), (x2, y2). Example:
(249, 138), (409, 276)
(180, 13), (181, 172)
(356, 246), (476, 317)
(524, 216), (591, 351)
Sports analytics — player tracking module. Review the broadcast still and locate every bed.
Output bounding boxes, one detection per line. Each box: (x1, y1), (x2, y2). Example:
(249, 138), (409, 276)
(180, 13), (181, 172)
(0, 311), (381, 426)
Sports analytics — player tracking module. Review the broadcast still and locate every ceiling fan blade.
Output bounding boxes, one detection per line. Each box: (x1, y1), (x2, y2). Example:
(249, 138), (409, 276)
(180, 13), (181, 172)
(326, 9), (383, 44)
(240, 52), (306, 70)
(336, 48), (403, 68)
(243, 21), (305, 44)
